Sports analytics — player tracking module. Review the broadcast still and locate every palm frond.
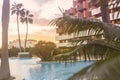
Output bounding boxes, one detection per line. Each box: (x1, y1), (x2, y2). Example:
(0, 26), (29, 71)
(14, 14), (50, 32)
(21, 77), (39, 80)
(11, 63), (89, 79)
(28, 18), (33, 24)
(53, 39), (120, 61)
(68, 64), (92, 80)
(68, 55), (120, 80)
(20, 9), (33, 24)
(29, 14), (34, 17)
(51, 15), (120, 42)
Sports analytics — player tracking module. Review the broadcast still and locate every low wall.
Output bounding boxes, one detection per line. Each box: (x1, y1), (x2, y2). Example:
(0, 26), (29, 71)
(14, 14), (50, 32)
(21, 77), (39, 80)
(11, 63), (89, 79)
(18, 52), (31, 58)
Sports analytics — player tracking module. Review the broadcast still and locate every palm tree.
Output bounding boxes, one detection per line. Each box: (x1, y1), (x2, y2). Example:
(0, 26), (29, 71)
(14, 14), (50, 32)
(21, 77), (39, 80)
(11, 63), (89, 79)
(52, 15), (120, 80)
(20, 10), (33, 52)
(51, 0), (120, 80)
(11, 3), (25, 52)
(0, 0), (10, 79)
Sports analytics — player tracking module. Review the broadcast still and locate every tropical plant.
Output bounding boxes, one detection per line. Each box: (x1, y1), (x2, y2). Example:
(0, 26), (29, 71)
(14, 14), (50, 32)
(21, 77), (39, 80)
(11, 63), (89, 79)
(31, 41), (56, 61)
(52, 16), (120, 80)
(8, 47), (19, 57)
(11, 3), (25, 52)
(20, 10), (34, 52)
(0, 0), (11, 79)
(51, 0), (120, 80)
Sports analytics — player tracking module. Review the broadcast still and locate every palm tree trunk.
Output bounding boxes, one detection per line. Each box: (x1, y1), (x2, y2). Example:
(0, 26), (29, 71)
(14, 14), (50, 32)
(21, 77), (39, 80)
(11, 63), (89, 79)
(100, 0), (111, 39)
(0, 0), (11, 79)
(100, 0), (110, 23)
(17, 15), (22, 52)
(24, 20), (28, 52)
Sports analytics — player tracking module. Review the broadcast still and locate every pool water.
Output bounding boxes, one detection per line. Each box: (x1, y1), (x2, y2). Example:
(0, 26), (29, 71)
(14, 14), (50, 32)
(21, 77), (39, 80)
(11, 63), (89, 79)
(9, 58), (92, 80)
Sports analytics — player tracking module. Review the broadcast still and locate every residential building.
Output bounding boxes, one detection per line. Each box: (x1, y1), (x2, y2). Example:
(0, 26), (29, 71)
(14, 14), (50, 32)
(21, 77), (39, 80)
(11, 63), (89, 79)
(91, 0), (120, 24)
(8, 39), (37, 49)
(56, 0), (120, 48)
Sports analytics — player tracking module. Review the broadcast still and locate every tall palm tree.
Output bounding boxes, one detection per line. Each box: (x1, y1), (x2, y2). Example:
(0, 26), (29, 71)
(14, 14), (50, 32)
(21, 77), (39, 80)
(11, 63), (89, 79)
(0, 0), (10, 79)
(11, 3), (25, 52)
(20, 10), (33, 52)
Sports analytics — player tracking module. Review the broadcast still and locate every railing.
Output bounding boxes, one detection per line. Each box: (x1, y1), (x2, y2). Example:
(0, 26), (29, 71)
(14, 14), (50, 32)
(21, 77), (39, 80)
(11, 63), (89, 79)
(91, 7), (101, 16)
(109, 0), (120, 9)
(95, 11), (120, 21)
(56, 30), (96, 41)
(109, 11), (120, 20)
(57, 42), (74, 47)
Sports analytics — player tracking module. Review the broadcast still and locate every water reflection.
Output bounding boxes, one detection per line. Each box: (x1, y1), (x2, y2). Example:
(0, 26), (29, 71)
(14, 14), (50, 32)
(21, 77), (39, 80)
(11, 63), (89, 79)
(9, 58), (92, 80)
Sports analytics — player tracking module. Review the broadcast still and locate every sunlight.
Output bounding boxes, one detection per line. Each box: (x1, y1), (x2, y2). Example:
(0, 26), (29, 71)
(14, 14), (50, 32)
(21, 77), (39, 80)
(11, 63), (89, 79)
(0, 0), (73, 47)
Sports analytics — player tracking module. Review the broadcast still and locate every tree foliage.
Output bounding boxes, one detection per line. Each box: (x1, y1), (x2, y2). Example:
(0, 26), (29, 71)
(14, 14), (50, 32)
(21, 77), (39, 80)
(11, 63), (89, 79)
(51, 0), (120, 79)
(30, 41), (56, 61)
(8, 47), (19, 57)
(20, 9), (34, 52)
(11, 3), (25, 52)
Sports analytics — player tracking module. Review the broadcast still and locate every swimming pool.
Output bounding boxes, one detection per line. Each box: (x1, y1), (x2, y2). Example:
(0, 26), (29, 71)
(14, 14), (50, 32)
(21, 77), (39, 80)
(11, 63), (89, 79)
(9, 58), (92, 80)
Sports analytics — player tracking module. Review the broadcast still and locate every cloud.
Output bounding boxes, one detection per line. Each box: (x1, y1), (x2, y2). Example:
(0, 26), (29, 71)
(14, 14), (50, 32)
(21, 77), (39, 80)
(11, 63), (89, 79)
(9, 0), (73, 27)
(33, 12), (51, 26)
(34, 28), (56, 35)
(0, 0), (73, 47)
(10, 10), (51, 27)
(34, 0), (54, 6)
(34, 0), (73, 19)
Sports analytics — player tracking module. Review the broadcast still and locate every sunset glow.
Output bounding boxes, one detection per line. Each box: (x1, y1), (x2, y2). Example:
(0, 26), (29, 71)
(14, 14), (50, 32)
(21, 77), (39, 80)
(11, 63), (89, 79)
(0, 0), (73, 47)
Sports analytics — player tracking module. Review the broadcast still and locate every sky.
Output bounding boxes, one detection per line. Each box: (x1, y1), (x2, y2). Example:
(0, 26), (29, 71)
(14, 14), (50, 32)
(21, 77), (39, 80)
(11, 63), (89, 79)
(0, 0), (73, 47)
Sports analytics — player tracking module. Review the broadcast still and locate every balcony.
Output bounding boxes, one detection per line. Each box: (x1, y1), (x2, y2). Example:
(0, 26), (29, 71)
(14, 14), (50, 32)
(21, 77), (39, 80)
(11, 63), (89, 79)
(56, 30), (96, 41)
(57, 42), (74, 47)
(115, 24), (120, 27)
(109, 1), (120, 9)
(96, 17), (102, 21)
(110, 11), (120, 20)
(57, 41), (88, 47)
(77, 3), (84, 11)
(77, 0), (84, 3)
(91, 7), (101, 16)
(70, 8), (76, 15)
(95, 11), (120, 21)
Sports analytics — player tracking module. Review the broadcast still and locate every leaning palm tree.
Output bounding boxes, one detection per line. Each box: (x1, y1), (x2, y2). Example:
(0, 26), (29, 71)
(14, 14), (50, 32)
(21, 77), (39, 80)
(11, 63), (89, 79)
(52, 15), (120, 80)
(0, 0), (11, 79)
(20, 10), (33, 52)
(51, 0), (120, 80)
(11, 3), (25, 52)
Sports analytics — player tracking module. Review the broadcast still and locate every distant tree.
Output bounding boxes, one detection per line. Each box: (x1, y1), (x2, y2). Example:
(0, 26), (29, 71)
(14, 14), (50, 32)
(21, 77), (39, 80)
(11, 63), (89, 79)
(8, 47), (19, 57)
(20, 10), (34, 52)
(11, 3), (25, 52)
(31, 41), (56, 61)
(0, 0), (11, 79)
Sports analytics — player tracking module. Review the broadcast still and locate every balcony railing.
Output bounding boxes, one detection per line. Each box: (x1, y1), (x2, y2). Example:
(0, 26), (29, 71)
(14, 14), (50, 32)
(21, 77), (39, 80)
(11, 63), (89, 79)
(57, 41), (88, 47)
(57, 42), (74, 47)
(110, 11), (120, 20)
(91, 7), (101, 16)
(109, 0), (120, 9)
(56, 30), (96, 41)
(96, 17), (102, 21)
(93, 11), (120, 21)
